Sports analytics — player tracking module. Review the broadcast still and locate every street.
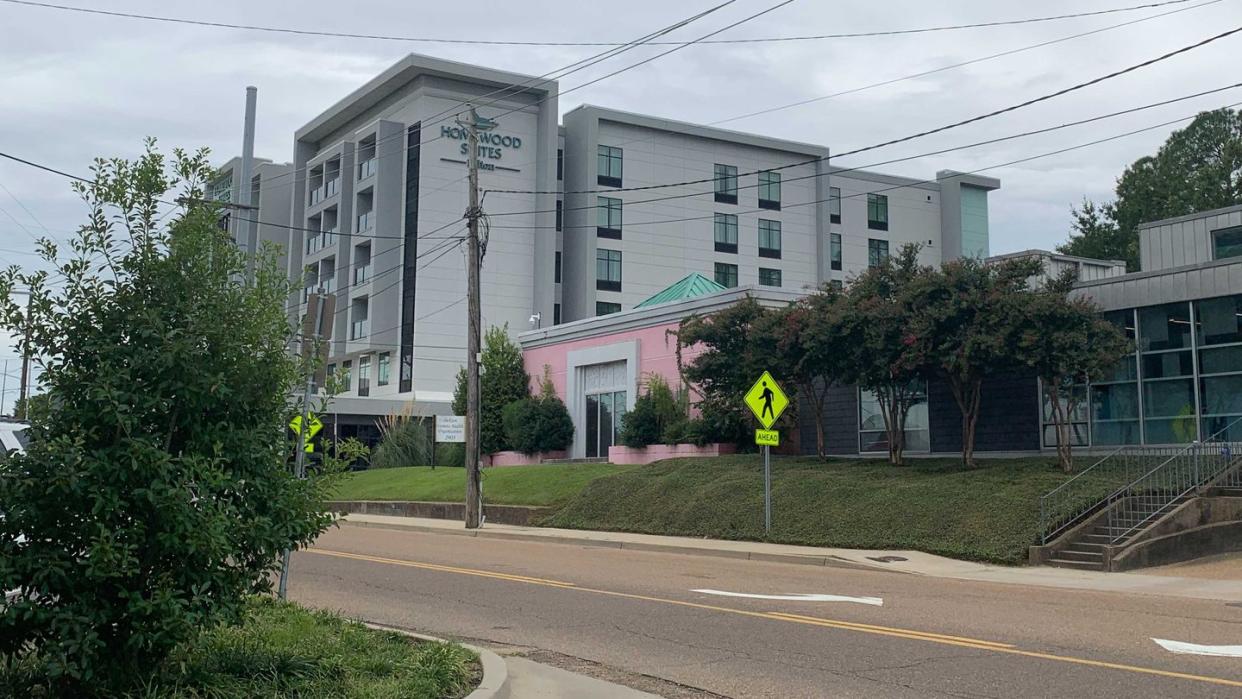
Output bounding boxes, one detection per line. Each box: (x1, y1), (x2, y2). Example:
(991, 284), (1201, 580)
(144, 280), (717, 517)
(289, 524), (1242, 698)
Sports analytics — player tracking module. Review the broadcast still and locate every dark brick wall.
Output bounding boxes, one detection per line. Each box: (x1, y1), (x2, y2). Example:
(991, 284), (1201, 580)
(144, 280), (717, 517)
(798, 382), (858, 456)
(928, 371), (1040, 454)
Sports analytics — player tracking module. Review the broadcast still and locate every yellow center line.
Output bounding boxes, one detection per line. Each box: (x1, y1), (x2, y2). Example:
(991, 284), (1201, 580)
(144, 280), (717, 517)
(304, 547), (1242, 690)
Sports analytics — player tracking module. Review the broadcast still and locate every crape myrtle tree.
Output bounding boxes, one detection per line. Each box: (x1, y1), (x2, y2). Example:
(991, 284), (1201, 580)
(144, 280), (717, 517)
(836, 245), (930, 466)
(1015, 273), (1130, 472)
(908, 255), (1042, 467)
(0, 142), (347, 693)
(777, 288), (846, 459)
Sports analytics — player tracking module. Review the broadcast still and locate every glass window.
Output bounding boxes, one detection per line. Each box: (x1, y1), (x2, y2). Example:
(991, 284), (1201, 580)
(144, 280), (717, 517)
(758, 171), (781, 209)
(1212, 226), (1242, 260)
(867, 193), (888, 230)
(868, 239), (889, 268)
(585, 390), (627, 457)
(554, 303), (561, 325)
(555, 251), (562, 284)
(714, 213), (738, 253)
(597, 196), (621, 238)
(1041, 382), (1089, 448)
(377, 352), (390, 386)
(831, 232), (842, 271)
(830, 279), (843, 291)
(859, 383), (929, 453)
(1143, 379), (1198, 443)
(596, 249), (621, 291)
(830, 186), (841, 223)
(596, 301), (621, 316)
(714, 262), (738, 288)
(557, 148), (563, 181)
(1091, 382), (1141, 445)
(1195, 295), (1242, 346)
(759, 268), (782, 287)
(1138, 302), (1192, 351)
(556, 200), (563, 232)
(341, 360), (352, 392)
(597, 145), (622, 186)
(714, 164), (738, 204)
(358, 355), (371, 397)
(758, 219), (781, 259)
(1200, 345), (1242, 375)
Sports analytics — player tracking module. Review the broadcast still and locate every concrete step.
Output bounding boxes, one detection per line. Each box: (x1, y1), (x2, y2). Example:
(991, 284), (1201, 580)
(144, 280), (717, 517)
(1047, 558), (1105, 571)
(1058, 549), (1104, 562)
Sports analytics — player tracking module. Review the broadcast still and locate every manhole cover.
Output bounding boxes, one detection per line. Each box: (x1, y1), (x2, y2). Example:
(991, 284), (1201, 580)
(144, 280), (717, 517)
(867, 555), (908, 563)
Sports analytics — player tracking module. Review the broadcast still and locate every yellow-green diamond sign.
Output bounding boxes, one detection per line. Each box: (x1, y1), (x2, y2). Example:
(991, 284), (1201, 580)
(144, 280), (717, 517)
(289, 414), (323, 439)
(744, 371), (788, 430)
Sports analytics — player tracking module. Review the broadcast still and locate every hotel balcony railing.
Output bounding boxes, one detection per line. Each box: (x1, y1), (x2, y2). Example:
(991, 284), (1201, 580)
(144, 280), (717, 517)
(357, 158), (376, 180)
(354, 264), (372, 285)
(357, 211), (374, 232)
(308, 184), (324, 206)
(321, 278), (335, 295)
(351, 319), (370, 340)
(325, 177), (340, 197)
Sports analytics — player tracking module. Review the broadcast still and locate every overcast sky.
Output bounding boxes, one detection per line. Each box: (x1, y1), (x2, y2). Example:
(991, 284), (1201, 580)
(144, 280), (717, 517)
(1, 0), (1240, 371)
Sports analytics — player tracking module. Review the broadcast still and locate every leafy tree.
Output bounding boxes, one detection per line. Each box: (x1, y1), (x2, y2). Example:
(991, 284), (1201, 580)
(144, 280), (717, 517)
(452, 325), (530, 454)
(908, 255), (1042, 467)
(775, 289), (846, 459)
(1059, 108), (1242, 270)
(0, 142), (340, 692)
(1015, 275), (1130, 472)
(836, 245), (930, 466)
(501, 371), (573, 455)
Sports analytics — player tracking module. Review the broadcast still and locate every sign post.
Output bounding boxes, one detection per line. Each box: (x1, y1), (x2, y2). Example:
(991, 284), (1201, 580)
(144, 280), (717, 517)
(744, 371), (788, 534)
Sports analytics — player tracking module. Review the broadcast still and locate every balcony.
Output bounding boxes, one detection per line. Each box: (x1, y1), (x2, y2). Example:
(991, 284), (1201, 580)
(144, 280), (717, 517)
(325, 177), (340, 197)
(308, 185), (324, 206)
(358, 158), (376, 180)
(321, 277), (335, 295)
(357, 211), (374, 233)
(354, 263), (372, 285)
(351, 319), (370, 340)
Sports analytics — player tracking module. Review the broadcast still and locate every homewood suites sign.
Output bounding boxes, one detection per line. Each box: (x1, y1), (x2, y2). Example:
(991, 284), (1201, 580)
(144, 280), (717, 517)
(440, 125), (523, 162)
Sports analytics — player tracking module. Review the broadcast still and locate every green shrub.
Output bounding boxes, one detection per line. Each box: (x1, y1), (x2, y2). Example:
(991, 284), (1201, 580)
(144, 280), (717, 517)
(434, 442), (465, 468)
(501, 378), (574, 455)
(620, 374), (688, 448)
(453, 326), (530, 454)
(372, 413), (432, 469)
(0, 144), (340, 693)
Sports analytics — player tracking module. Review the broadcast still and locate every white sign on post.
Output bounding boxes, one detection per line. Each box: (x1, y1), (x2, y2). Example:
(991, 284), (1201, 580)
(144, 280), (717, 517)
(436, 415), (466, 443)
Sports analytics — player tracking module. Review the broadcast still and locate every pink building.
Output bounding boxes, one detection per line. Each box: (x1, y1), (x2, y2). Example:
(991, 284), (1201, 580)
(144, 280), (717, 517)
(518, 275), (801, 459)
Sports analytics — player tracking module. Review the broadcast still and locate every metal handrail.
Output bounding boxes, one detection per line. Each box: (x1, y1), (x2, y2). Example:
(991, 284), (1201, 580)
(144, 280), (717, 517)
(1039, 445), (1139, 544)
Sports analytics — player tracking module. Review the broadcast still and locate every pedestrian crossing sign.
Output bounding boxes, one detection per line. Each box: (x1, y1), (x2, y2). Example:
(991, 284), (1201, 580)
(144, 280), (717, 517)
(744, 371), (788, 430)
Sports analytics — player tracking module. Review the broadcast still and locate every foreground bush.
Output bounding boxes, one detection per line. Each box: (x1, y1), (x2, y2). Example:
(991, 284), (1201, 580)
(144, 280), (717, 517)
(502, 373), (573, 455)
(2, 598), (477, 698)
(373, 411), (433, 468)
(0, 144), (339, 693)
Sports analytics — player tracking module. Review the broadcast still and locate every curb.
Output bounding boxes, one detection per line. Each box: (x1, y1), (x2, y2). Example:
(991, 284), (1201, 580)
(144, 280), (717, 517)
(363, 622), (509, 699)
(341, 518), (889, 573)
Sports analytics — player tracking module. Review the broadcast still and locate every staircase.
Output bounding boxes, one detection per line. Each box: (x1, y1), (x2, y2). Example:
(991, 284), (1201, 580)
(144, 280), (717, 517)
(1038, 421), (1242, 572)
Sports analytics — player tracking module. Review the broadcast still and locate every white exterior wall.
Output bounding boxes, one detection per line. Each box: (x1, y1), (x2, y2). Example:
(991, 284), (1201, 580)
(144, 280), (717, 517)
(830, 170), (943, 277)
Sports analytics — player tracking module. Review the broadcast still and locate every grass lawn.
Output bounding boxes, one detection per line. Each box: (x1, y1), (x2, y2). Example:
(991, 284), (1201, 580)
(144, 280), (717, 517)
(332, 463), (636, 507)
(543, 455), (1113, 565)
(4, 598), (477, 698)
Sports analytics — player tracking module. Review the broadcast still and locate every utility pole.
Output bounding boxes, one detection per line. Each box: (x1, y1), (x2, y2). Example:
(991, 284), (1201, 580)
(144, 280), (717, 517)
(17, 293), (32, 421)
(459, 105), (494, 530)
(238, 86), (258, 281)
(1, 358), (9, 417)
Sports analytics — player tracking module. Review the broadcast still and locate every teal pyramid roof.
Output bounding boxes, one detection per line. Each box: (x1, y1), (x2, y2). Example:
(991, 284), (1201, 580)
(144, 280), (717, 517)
(635, 273), (727, 309)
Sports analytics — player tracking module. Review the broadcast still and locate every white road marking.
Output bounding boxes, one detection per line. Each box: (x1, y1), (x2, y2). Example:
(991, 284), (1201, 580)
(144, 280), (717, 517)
(1152, 638), (1242, 657)
(692, 588), (883, 606)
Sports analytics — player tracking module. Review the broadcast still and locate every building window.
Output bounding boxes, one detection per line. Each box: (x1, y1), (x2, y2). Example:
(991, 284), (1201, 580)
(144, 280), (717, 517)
(867, 193), (889, 231)
(713, 213), (738, 253)
(868, 239), (889, 268)
(758, 171), (781, 210)
(555, 251), (562, 284)
(758, 219), (781, 259)
(1040, 380), (1088, 448)
(557, 148), (563, 181)
(554, 303), (561, 325)
(358, 355), (371, 397)
(714, 262), (738, 288)
(829, 279), (843, 291)
(597, 248), (622, 292)
(758, 268), (782, 287)
(597, 145), (622, 187)
(341, 360), (352, 392)
(597, 196), (622, 239)
(1139, 301), (1198, 443)
(830, 186), (841, 224)
(377, 352), (390, 386)
(556, 200), (563, 232)
(1212, 226), (1242, 260)
(831, 232), (842, 271)
(1196, 294), (1242, 441)
(714, 163), (738, 204)
(860, 382), (929, 453)
(350, 297), (369, 340)
(596, 301), (621, 316)
(585, 389), (627, 458)
(1090, 311), (1140, 446)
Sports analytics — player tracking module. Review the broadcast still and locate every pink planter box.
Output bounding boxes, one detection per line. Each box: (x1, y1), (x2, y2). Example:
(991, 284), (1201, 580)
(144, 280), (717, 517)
(484, 450), (568, 467)
(607, 443), (736, 465)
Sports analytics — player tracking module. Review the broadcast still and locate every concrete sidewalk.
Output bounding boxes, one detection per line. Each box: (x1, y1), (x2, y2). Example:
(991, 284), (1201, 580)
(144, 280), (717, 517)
(339, 514), (1242, 603)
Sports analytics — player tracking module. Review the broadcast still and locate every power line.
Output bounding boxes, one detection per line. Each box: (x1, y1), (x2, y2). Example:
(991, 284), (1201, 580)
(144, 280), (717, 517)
(487, 81), (1242, 224)
(486, 24), (1242, 201)
(0, 0), (1200, 46)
